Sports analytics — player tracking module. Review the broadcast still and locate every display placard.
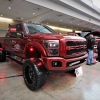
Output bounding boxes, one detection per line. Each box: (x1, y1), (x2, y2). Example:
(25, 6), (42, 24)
(75, 66), (83, 77)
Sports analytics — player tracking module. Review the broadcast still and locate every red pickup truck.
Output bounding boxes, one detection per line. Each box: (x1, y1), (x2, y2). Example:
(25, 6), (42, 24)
(0, 22), (87, 91)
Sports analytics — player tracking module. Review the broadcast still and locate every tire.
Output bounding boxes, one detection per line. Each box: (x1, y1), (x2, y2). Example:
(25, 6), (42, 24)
(23, 59), (47, 91)
(0, 50), (6, 62)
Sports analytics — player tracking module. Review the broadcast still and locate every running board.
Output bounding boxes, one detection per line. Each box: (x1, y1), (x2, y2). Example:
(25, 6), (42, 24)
(7, 56), (23, 66)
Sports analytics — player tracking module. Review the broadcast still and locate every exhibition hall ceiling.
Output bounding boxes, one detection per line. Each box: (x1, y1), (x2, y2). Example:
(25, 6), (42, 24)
(0, 0), (99, 31)
(0, 0), (50, 21)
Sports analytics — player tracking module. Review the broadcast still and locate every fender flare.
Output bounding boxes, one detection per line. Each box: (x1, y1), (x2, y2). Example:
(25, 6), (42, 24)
(24, 42), (47, 59)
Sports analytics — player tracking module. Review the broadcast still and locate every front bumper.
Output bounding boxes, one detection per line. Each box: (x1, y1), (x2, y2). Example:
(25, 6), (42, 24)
(42, 53), (88, 73)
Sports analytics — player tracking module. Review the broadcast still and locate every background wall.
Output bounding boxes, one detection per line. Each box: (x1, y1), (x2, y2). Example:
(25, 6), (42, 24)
(0, 30), (7, 37)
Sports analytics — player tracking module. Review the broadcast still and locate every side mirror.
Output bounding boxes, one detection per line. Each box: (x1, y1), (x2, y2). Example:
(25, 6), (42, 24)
(17, 32), (23, 38)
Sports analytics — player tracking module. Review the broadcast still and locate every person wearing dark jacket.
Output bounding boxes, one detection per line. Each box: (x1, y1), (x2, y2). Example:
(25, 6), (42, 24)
(86, 34), (96, 65)
(97, 40), (100, 62)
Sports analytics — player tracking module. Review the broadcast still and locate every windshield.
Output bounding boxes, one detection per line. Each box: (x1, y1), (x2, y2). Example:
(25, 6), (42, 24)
(23, 23), (56, 34)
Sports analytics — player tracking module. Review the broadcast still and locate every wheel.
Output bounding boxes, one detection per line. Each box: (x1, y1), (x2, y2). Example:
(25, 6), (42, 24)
(23, 59), (47, 91)
(0, 50), (6, 62)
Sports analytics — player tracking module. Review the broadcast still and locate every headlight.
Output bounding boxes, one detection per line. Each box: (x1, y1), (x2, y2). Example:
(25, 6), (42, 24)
(49, 42), (59, 48)
(43, 40), (59, 56)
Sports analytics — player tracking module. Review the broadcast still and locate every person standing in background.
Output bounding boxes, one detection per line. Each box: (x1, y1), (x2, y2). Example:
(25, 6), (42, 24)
(86, 34), (96, 65)
(97, 40), (100, 62)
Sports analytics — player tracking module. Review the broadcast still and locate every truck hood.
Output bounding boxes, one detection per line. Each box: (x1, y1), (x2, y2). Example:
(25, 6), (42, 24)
(29, 33), (86, 40)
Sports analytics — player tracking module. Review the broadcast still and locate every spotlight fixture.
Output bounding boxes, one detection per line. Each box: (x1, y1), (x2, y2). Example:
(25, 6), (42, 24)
(8, 7), (11, 9)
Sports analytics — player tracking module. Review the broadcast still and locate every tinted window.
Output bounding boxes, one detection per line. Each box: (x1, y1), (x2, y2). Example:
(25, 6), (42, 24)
(15, 24), (23, 32)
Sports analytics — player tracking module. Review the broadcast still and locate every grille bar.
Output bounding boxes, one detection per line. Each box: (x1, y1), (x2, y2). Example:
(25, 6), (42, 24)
(66, 41), (86, 46)
(66, 48), (86, 55)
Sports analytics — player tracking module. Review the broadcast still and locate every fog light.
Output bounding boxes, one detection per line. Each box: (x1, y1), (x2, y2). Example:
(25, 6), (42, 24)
(52, 61), (62, 67)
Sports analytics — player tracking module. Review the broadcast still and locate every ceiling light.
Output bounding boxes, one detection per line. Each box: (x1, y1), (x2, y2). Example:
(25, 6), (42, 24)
(1, 15), (3, 16)
(75, 31), (82, 33)
(0, 17), (13, 22)
(48, 25), (72, 32)
(48, 17), (49, 18)
(70, 22), (72, 23)
(84, 26), (85, 27)
(60, 20), (62, 21)
(8, 7), (11, 9)
(33, 13), (35, 15)
(21, 18), (23, 19)
(78, 24), (79, 25)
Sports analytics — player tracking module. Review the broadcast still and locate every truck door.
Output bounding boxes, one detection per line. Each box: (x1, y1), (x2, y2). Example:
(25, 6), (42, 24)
(9, 24), (28, 58)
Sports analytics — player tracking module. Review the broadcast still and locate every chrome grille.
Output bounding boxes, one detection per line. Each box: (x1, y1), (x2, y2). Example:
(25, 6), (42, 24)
(66, 41), (86, 55)
(66, 48), (86, 55)
(66, 41), (86, 46)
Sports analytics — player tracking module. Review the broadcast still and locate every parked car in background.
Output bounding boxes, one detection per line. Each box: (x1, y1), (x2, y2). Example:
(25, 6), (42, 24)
(77, 31), (100, 61)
